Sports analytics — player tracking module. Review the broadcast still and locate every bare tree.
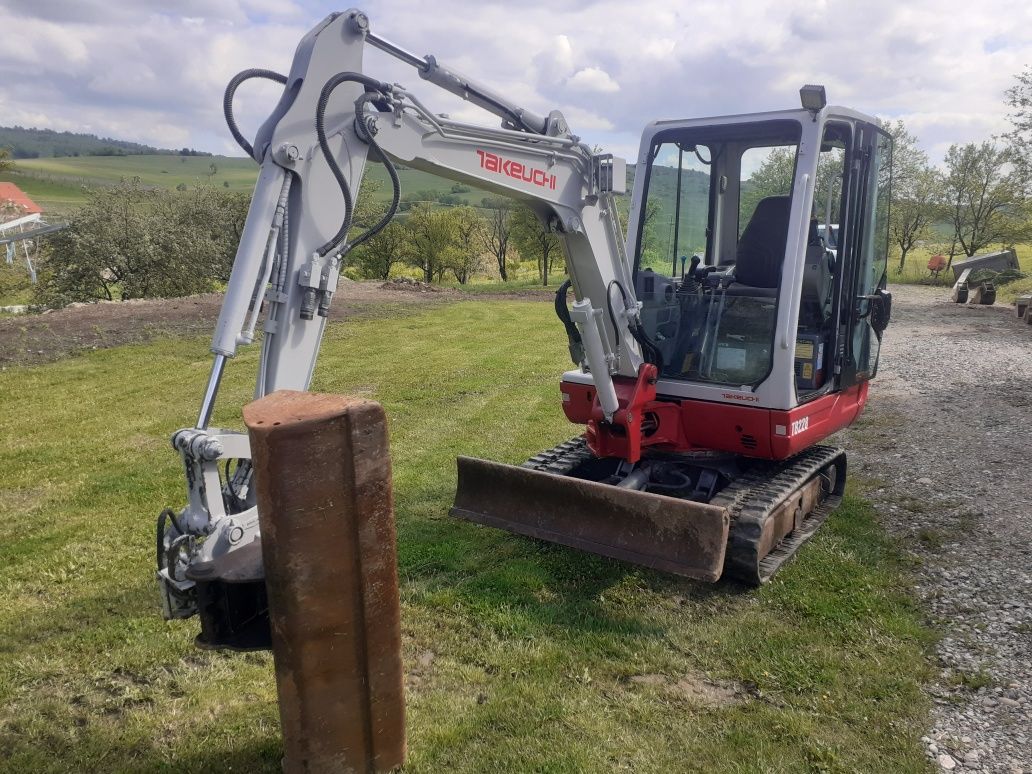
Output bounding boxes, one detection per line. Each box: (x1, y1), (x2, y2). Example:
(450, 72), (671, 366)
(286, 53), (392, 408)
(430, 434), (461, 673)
(480, 197), (513, 281)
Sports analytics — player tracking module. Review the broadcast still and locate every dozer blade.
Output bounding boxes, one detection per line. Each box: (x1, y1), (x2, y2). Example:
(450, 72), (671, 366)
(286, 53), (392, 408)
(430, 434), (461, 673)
(451, 456), (731, 582)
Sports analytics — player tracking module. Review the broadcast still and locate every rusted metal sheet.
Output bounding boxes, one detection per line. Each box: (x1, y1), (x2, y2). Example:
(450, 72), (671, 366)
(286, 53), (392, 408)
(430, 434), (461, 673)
(451, 456), (730, 581)
(244, 390), (405, 774)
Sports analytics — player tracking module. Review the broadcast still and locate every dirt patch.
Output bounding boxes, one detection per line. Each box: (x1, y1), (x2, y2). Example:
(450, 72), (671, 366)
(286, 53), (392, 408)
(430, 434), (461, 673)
(380, 277), (441, 292)
(627, 673), (745, 707)
(0, 281), (552, 367)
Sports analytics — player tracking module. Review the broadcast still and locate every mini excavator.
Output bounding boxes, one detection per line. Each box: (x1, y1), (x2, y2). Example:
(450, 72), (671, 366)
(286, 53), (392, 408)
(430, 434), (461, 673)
(156, 10), (892, 648)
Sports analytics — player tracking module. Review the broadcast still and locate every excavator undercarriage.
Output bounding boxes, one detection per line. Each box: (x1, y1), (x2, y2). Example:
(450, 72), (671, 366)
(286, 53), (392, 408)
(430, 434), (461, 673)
(453, 438), (846, 585)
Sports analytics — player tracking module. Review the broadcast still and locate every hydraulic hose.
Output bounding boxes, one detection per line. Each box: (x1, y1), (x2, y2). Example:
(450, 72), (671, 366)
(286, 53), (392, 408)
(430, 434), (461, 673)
(223, 69), (288, 160)
(314, 72), (393, 258)
(345, 93), (402, 256)
(554, 279), (581, 347)
(608, 279), (664, 370)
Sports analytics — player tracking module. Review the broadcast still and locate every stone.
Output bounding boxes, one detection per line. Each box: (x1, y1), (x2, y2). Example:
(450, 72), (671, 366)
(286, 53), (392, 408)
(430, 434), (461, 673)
(939, 753), (957, 770)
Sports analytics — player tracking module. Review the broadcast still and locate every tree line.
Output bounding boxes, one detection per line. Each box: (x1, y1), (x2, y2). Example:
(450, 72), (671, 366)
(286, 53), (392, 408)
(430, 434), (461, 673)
(346, 193), (561, 285)
(743, 67), (1032, 276)
(26, 178), (564, 307)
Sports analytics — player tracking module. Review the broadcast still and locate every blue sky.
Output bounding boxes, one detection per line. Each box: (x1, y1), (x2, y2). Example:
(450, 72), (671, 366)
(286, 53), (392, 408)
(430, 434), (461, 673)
(1, 0), (1030, 165)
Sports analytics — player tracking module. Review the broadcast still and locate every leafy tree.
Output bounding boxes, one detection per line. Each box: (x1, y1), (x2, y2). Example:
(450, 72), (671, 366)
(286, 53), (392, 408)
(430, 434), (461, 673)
(449, 206), (485, 284)
(349, 221), (407, 280)
(511, 205), (562, 285)
(1004, 66), (1032, 184)
(480, 197), (514, 280)
(0, 147), (12, 173)
(403, 203), (458, 283)
(35, 179), (247, 305)
(941, 142), (1029, 263)
(882, 120), (940, 273)
(740, 147), (795, 229)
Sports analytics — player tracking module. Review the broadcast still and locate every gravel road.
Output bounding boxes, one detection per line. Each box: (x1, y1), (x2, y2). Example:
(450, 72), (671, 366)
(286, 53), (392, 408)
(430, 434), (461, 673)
(841, 284), (1031, 773)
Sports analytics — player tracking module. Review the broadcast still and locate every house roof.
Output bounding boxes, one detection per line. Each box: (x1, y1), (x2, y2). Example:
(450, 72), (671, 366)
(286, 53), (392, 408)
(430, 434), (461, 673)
(0, 182), (43, 216)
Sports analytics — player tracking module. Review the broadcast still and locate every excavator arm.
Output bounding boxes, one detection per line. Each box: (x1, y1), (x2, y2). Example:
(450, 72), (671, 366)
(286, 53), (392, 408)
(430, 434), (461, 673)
(158, 9), (646, 642)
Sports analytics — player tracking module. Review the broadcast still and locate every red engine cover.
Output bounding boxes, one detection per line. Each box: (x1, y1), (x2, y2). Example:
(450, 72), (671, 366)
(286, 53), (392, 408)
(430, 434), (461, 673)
(561, 374), (868, 462)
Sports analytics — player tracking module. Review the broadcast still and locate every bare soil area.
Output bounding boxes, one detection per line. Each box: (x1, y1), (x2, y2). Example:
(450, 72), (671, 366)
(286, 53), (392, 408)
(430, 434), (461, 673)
(0, 280), (550, 366)
(841, 284), (1031, 773)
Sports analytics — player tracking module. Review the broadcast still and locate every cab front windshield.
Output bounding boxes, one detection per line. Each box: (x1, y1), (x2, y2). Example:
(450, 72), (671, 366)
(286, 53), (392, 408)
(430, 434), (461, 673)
(633, 120), (802, 387)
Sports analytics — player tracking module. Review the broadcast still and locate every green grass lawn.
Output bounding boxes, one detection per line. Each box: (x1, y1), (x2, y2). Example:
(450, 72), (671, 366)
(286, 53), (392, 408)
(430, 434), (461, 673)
(0, 301), (933, 772)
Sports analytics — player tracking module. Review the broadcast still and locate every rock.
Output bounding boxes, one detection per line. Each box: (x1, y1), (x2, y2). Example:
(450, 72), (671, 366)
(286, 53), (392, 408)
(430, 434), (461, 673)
(939, 753), (957, 770)
(918, 477), (934, 485)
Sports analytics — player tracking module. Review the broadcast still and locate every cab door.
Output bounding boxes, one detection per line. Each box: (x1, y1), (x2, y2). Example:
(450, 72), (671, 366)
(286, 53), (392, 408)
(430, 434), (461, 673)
(839, 123), (892, 385)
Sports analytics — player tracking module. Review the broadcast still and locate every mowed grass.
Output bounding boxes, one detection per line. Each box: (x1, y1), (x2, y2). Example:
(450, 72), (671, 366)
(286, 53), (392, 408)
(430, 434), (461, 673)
(0, 300), (933, 772)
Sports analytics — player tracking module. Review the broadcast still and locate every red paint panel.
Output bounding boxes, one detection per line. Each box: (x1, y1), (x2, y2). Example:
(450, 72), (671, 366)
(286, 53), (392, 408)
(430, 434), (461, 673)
(559, 378), (870, 462)
(679, 400), (773, 458)
(768, 383), (868, 458)
(560, 381), (595, 423)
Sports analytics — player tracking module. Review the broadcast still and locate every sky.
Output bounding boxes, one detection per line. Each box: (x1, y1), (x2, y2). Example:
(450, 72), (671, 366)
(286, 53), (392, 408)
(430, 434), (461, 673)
(1, 0), (1030, 167)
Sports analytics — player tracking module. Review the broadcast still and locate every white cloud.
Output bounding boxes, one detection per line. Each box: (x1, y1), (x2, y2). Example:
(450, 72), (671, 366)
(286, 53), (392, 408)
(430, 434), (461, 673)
(0, 0), (1028, 166)
(567, 67), (620, 93)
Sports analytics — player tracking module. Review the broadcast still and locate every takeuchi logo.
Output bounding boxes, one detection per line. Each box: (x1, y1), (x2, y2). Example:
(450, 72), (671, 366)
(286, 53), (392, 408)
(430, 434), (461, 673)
(476, 150), (557, 190)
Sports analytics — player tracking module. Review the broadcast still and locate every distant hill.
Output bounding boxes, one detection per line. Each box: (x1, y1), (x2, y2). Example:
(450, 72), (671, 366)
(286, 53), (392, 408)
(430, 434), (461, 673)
(0, 126), (211, 159)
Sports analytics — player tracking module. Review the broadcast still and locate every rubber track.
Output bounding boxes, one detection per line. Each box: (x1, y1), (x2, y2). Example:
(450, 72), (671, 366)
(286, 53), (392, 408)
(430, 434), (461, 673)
(517, 437), (846, 585)
(714, 445), (846, 585)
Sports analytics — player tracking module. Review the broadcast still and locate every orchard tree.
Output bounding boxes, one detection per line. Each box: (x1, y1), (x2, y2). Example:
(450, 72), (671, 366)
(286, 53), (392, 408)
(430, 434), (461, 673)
(449, 206), (485, 284)
(349, 221), (407, 280)
(511, 204), (562, 285)
(403, 202), (458, 283)
(882, 120), (939, 273)
(35, 179), (248, 305)
(480, 196), (514, 280)
(941, 142), (1028, 262)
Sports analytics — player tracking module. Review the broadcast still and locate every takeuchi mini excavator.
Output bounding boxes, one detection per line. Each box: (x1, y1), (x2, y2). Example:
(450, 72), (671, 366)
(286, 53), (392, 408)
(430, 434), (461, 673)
(157, 10), (893, 649)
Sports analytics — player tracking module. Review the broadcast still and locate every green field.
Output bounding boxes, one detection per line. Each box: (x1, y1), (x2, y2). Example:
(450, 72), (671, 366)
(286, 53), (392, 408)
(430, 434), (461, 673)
(0, 155), (494, 216)
(0, 299), (934, 772)
(890, 243), (1032, 302)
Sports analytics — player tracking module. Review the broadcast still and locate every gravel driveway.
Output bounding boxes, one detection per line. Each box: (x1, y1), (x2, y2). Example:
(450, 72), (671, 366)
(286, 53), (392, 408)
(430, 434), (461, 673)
(841, 284), (1031, 773)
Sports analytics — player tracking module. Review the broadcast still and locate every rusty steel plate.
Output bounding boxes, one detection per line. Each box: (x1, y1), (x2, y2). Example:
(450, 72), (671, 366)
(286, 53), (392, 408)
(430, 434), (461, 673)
(451, 456), (731, 582)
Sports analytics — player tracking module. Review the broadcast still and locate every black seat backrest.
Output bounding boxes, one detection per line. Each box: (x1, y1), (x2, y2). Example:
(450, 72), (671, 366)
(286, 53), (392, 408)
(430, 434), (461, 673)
(735, 195), (791, 288)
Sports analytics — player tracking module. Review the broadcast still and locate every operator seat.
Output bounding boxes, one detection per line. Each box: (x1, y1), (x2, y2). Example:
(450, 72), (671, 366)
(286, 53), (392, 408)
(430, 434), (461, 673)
(727, 195), (790, 296)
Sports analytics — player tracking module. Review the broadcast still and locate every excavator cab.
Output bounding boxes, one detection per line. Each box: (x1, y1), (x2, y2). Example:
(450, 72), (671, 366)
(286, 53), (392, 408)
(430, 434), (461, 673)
(628, 108), (893, 408)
